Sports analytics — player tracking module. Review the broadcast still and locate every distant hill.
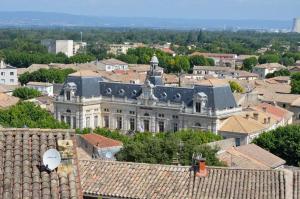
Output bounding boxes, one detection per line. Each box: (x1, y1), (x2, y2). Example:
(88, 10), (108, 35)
(0, 11), (292, 30)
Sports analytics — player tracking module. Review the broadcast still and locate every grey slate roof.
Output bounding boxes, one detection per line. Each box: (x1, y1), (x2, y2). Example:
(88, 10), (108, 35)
(62, 75), (237, 110)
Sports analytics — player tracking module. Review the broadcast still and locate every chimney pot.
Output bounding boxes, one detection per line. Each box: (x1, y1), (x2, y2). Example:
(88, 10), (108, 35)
(196, 158), (208, 177)
(262, 107), (267, 113)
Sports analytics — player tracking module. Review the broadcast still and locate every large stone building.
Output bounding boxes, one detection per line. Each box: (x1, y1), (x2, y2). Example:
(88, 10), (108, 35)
(54, 55), (241, 133)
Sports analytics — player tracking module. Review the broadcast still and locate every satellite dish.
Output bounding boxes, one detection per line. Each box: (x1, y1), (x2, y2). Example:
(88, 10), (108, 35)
(43, 149), (61, 171)
(105, 152), (113, 159)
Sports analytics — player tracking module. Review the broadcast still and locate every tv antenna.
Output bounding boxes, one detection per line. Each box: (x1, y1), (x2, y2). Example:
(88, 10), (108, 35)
(42, 149), (61, 171)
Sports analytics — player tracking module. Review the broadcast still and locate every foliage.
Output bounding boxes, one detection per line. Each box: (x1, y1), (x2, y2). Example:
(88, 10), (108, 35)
(92, 128), (224, 166)
(242, 57), (258, 71)
(19, 68), (76, 85)
(12, 87), (42, 100)
(189, 55), (214, 66)
(258, 54), (280, 64)
(68, 53), (95, 63)
(229, 81), (244, 93)
(253, 125), (300, 166)
(0, 102), (68, 129)
(291, 72), (300, 94)
(265, 69), (290, 79)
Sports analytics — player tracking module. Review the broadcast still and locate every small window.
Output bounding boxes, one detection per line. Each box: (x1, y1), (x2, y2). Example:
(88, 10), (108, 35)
(282, 104), (286, 108)
(10, 72), (14, 76)
(235, 138), (241, 146)
(158, 113), (164, 118)
(172, 115), (178, 119)
(132, 90), (137, 95)
(66, 109), (71, 113)
(129, 111), (135, 115)
(173, 123), (178, 132)
(117, 109), (122, 113)
(144, 113), (150, 117)
(104, 108), (109, 112)
(195, 123), (201, 127)
(10, 79), (14, 83)
(1, 72), (4, 76)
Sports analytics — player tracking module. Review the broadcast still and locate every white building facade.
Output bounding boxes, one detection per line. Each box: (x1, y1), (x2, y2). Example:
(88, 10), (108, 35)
(0, 60), (18, 85)
(54, 56), (241, 133)
(26, 82), (54, 96)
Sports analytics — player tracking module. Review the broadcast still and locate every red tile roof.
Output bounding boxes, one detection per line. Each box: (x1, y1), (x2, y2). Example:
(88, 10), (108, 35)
(255, 103), (292, 121)
(81, 133), (122, 148)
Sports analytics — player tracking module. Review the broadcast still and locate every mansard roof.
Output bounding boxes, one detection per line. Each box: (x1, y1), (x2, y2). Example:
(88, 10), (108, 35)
(62, 75), (237, 110)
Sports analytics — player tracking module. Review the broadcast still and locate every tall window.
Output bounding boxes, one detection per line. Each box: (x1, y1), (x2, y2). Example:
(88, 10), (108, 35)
(66, 91), (71, 101)
(66, 116), (71, 126)
(173, 123), (178, 132)
(104, 116), (109, 128)
(94, 116), (98, 128)
(130, 118), (135, 131)
(72, 117), (76, 129)
(61, 115), (65, 122)
(117, 117), (122, 130)
(196, 102), (201, 113)
(86, 117), (90, 128)
(159, 121), (164, 132)
(144, 120), (150, 132)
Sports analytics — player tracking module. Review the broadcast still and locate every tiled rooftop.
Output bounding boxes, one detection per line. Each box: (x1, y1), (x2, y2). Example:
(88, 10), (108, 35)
(0, 128), (82, 199)
(81, 133), (123, 148)
(79, 159), (292, 199)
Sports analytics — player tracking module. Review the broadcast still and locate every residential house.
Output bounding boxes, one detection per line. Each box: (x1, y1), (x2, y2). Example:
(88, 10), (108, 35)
(218, 144), (286, 169)
(77, 133), (123, 160)
(94, 58), (128, 72)
(108, 43), (144, 55)
(190, 52), (237, 67)
(41, 39), (87, 57)
(0, 60), (18, 85)
(26, 81), (54, 96)
(252, 63), (285, 78)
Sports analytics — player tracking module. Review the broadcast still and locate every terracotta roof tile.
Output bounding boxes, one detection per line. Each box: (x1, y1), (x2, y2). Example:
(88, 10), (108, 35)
(81, 133), (122, 148)
(79, 160), (291, 199)
(0, 128), (83, 199)
(0, 93), (19, 108)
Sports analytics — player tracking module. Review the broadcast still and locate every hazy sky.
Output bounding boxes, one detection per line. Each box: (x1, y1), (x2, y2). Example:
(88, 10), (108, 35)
(0, 0), (299, 20)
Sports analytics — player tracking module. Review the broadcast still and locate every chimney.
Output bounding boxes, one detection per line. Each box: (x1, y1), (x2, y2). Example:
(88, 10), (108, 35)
(262, 107), (267, 113)
(253, 113), (259, 120)
(195, 157), (208, 177)
(0, 60), (5, 69)
(268, 117), (271, 124)
(245, 114), (250, 119)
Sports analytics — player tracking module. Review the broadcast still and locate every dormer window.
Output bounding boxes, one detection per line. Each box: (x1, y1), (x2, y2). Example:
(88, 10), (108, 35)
(118, 89), (125, 96)
(66, 91), (71, 101)
(161, 92), (167, 99)
(193, 92), (208, 114)
(132, 90), (137, 96)
(174, 93), (181, 101)
(106, 88), (112, 95)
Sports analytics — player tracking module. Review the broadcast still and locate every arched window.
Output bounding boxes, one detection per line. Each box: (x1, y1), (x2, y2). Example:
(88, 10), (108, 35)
(195, 123), (201, 127)
(144, 113), (150, 117)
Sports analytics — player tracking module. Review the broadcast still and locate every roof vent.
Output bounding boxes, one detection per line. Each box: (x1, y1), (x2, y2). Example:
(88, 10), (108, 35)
(132, 90), (137, 96)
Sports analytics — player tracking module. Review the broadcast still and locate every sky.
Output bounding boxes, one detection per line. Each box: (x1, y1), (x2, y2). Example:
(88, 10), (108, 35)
(0, 0), (299, 20)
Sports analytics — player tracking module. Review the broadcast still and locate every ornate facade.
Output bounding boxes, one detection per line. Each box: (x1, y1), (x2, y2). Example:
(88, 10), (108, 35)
(54, 55), (241, 133)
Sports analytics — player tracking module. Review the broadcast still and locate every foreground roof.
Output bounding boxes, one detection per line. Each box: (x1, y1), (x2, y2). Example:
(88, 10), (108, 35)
(81, 133), (123, 148)
(218, 144), (286, 169)
(79, 160), (292, 199)
(0, 128), (82, 199)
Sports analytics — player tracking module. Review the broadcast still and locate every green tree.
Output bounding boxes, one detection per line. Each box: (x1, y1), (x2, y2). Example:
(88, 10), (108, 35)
(258, 54), (280, 64)
(13, 87), (42, 100)
(0, 102), (68, 129)
(291, 72), (300, 94)
(229, 81), (244, 93)
(174, 56), (190, 72)
(253, 125), (300, 166)
(265, 69), (290, 79)
(242, 57), (258, 71)
(92, 128), (224, 166)
(189, 55), (211, 66)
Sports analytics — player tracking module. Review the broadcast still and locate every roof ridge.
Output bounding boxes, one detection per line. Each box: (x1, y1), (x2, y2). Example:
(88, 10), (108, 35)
(78, 159), (285, 172)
